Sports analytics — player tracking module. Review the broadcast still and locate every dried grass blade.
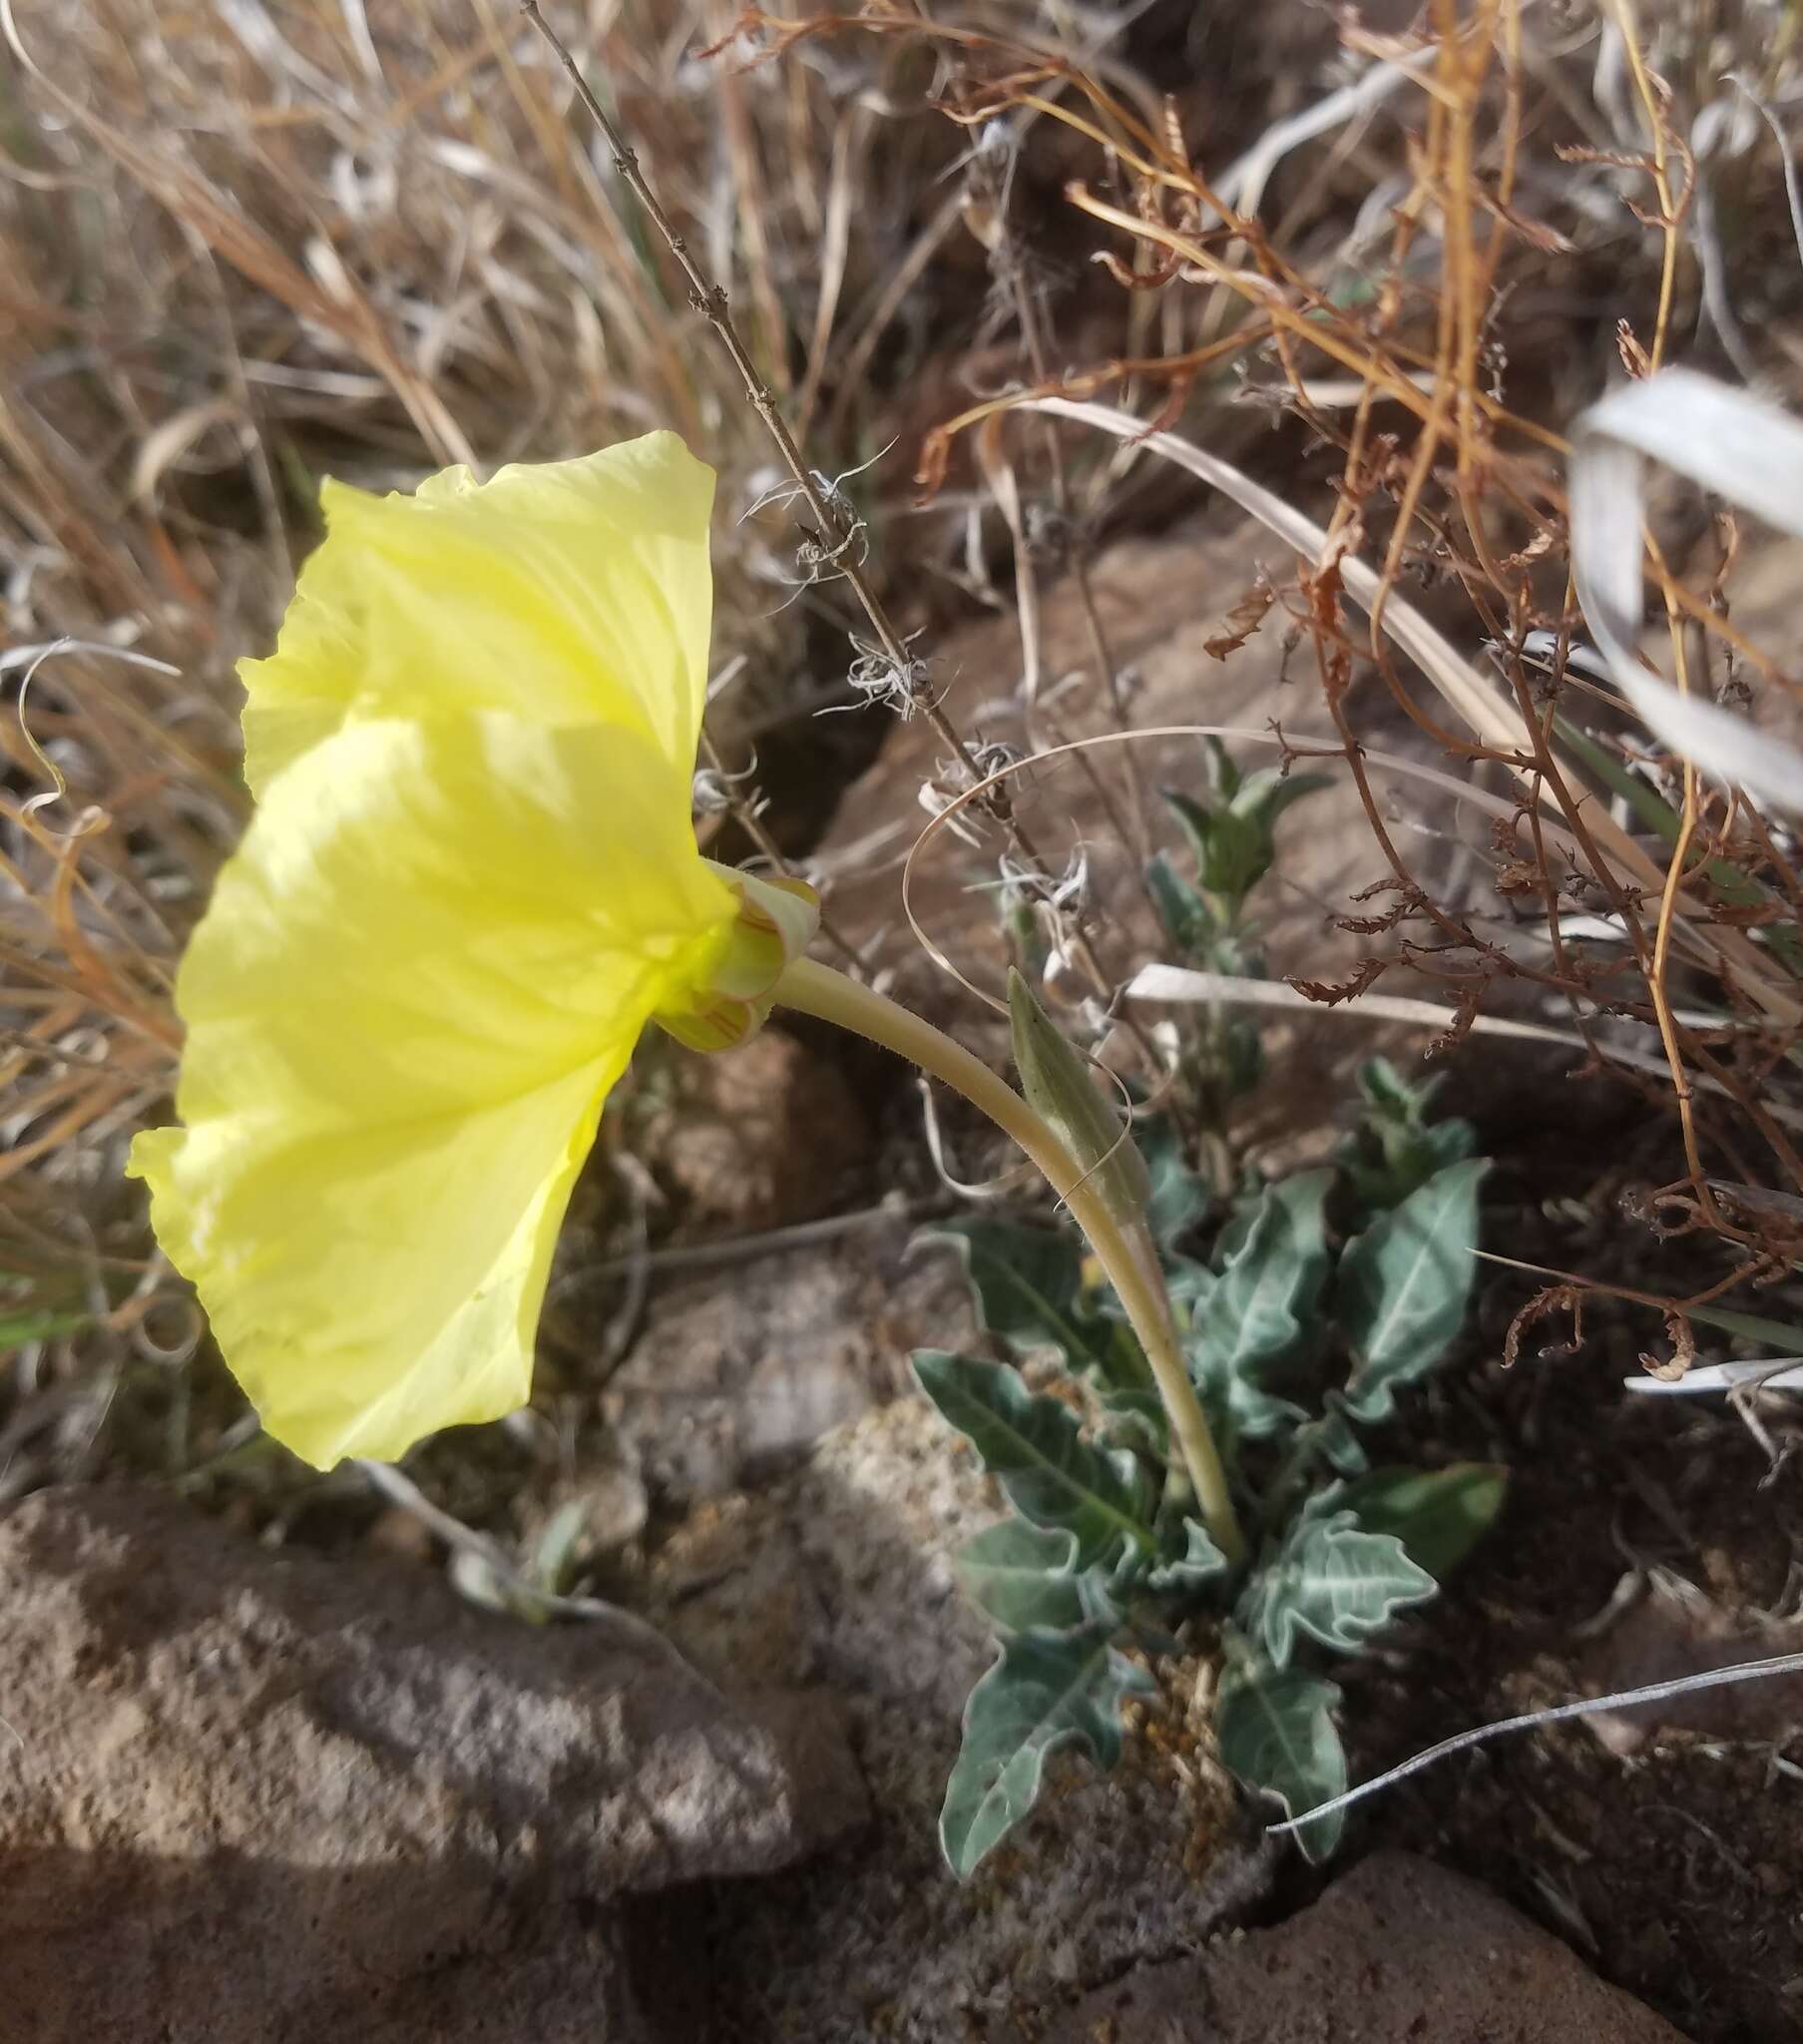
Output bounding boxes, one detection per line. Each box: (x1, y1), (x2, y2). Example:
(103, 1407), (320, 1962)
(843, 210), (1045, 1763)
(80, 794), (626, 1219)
(1571, 367), (1803, 813)
(1024, 394), (1798, 1026)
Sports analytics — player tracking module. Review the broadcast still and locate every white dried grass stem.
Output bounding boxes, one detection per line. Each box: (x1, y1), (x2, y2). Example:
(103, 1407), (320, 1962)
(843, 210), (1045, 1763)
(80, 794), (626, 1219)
(1270, 1649), (1803, 1836)
(1571, 368), (1803, 812)
(1127, 964), (1803, 1129)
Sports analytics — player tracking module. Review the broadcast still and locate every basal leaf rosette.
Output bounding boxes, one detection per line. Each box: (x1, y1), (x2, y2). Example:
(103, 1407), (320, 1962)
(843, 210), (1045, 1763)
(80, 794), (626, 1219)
(130, 434), (816, 1470)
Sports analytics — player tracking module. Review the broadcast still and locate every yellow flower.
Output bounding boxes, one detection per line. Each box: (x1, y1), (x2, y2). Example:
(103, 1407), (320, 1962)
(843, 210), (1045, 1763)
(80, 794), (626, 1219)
(131, 433), (811, 1469)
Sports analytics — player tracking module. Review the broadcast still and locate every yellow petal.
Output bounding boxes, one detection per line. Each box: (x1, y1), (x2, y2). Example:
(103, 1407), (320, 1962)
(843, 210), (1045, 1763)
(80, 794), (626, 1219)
(131, 711), (734, 1468)
(238, 432), (715, 796)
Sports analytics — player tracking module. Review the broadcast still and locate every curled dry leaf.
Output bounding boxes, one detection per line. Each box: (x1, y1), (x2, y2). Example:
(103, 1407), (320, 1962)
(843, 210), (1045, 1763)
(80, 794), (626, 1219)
(1637, 1307), (1697, 1383)
(1288, 958), (1391, 1008)
(1203, 571), (1278, 661)
(1503, 1282), (1584, 1369)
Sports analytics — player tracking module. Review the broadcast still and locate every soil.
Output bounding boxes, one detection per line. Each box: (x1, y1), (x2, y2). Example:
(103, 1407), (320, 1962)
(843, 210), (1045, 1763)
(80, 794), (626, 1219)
(1027, 1850), (1690, 2044)
(1313, 1091), (1803, 2044)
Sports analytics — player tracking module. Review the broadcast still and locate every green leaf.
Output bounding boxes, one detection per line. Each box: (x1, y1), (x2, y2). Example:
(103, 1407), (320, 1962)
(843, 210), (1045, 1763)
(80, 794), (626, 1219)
(1678, 1299), (1803, 1352)
(0, 1306), (90, 1351)
(1201, 805), (1272, 901)
(919, 1219), (1146, 1393)
(1357, 1054), (1440, 1121)
(1315, 1402), (1370, 1477)
(1239, 1510), (1438, 1666)
(1146, 1520), (1229, 1599)
(1166, 773), (1331, 906)
(1340, 1159), (1487, 1423)
(1136, 1111), (1211, 1249)
(1214, 1661), (1348, 1862)
(1204, 1171), (1334, 1354)
(941, 1625), (1152, 1876)
(1002, 880), (1052, 983)
(1337, 1463), (1506, 1579)
(1229, 767), (1333, 829)
(955, 1522), (1087, 1633)
(1346, 1120), (1477, 1213)
(1211, 1180), (1264, 1267)
(1099, 1384), (1168, 1455)
(1145, 851), (1217, 962)
(1163, 1254), (1213, 1306)
(1343, 1056), (1477, 1209)
(1165, 787), (1219, 879)
(1205, 735), (1242, 801)
(1219, 1380), (1312, 1444)
(912, 1350), (1155, 1564)
(527, 1499), (591, 1595)
(1555, 716), (1685, 841)
(1187, 1171), (1333, 1437)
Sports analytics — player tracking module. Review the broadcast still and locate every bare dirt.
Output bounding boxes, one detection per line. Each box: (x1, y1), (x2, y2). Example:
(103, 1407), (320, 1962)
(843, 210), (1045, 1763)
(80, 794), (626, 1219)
(1328, 1101), (1803, 2044)
(1026, 1850), (1690, 2044)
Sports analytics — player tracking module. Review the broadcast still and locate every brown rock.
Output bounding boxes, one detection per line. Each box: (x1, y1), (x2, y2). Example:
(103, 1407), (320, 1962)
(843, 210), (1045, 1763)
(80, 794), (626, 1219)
(807, 514), (1481, 1168)
(642, 1023), (870, 1234)
(817, 515), (1374, 993)
(1025, 1851), (1691, 2043)
(605, 1205), (974, 1501)
(0, 1484), (866, 2042)
(813, 510), (1683, 1181)
(651, 1398), (1273, 2042)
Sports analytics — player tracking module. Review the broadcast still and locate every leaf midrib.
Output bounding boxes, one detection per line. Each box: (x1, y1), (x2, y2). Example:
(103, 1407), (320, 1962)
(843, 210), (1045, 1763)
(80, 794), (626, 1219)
(935, 1371), (1152, 1551)
(1354, 1168), (1473, 1371)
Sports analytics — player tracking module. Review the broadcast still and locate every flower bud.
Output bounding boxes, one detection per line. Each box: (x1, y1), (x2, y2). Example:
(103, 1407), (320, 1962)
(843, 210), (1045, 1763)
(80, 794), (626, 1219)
(1007, 967), (1151, 1227)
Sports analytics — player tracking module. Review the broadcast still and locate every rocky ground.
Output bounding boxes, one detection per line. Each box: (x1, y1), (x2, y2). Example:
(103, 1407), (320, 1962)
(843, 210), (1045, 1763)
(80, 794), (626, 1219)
(0, 1416), (1728, 2043)
(8, 517), (1803, 2041)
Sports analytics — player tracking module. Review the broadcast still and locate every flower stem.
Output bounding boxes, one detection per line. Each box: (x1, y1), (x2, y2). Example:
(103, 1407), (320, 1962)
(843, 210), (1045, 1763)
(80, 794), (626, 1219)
(774, 955), (1245, 1565)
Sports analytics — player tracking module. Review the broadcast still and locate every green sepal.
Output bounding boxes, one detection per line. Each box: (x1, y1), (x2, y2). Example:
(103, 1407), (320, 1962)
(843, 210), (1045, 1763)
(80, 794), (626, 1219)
(1007, 968), (1152, 1231)
(657, 864), (820, 1053)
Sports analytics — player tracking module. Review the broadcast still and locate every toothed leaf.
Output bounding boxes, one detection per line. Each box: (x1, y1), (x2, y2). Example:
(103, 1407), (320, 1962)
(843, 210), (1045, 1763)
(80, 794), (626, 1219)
(1335, 1462), (1506, 1580)
(919, 1219), (1148, 1394)
(1237, 1509), (1437, 1666)
(955, 1521), (1087, 1634)
(1187, 1171), (1333, 1437)
(1215, 1661), (1347, 1862)
(941, 1625), (1152, 1876)
(912, 1350), (1154, 1565)
(1340, 1160), (1486, 1423)
(1147, 1520), (1230, 1599)
(1146, 851), (1217, 962)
